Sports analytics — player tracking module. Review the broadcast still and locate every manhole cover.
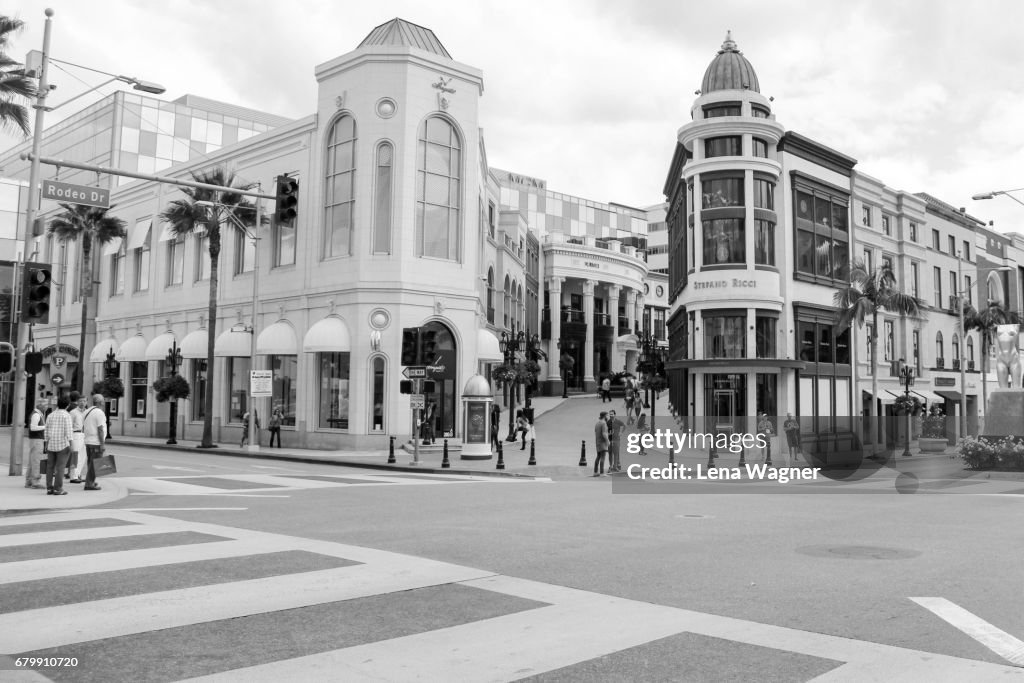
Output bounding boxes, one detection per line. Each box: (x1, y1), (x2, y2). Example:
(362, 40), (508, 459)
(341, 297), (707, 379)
(795, 545), (920, 560)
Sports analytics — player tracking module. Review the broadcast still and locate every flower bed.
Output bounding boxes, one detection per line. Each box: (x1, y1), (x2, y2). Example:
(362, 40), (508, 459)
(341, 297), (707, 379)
(958, 435), (1024, 470)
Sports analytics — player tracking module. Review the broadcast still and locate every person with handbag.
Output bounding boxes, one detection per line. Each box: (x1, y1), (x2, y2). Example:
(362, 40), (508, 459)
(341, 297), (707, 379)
(43, 396), (74, 495)
(268, 406), (284, 448)
(24, 398), (47, 489)
(81, 394), (107, 491)
(515, 413), (531, 450)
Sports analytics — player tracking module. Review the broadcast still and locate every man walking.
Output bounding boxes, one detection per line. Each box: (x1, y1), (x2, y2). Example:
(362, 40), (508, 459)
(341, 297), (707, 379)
(81, 394), (107, 491)
(68, 392), (87, 483)
(600, 376), (611, 403)
(24, 397), (46, 489)
(607, 410), (626, 472)
(44, 396), (74, 495)
(593, 411), (610, 477)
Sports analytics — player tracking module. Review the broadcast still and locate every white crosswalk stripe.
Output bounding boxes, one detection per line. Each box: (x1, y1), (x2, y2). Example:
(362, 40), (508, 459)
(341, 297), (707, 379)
(0, 510), (1021, 681)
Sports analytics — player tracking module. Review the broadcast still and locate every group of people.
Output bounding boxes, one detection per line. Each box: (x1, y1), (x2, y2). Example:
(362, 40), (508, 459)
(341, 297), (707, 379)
(24, 392), (107, 495)
(488, 404), (535, 452)
(239, 406), (285, 448)
(600, 375), (645, 423)
(593, 408), (648, 476)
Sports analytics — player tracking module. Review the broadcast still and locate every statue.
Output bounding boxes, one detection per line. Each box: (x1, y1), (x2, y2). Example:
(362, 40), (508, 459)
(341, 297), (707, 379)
(994, 324), (1022, 389)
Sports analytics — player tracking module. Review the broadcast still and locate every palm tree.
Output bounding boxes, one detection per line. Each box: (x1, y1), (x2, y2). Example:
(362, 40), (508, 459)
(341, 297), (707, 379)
(160, 168), (259, 448)
(0, 16), (35, 136)
(963, 300), (1022, 416)
(48, 203), (127, 392)
(834, 260), (926, 451)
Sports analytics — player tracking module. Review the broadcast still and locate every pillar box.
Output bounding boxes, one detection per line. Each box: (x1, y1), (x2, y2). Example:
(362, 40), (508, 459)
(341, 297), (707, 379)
(461, 374), (494, 460)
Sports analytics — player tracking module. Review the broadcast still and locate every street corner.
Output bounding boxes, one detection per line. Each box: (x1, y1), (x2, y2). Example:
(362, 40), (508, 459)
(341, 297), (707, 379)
(1, 474), (129, 512)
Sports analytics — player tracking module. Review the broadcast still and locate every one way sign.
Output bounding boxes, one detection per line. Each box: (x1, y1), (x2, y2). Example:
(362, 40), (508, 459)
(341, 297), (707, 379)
(402, 366), (426, 379)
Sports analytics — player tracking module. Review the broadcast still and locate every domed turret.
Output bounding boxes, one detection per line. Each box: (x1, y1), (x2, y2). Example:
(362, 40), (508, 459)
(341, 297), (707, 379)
(700, 31), (760, 94)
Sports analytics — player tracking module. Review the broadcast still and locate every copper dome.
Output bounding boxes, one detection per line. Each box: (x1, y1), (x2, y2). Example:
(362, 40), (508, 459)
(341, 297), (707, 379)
(700, 32), (760, 94)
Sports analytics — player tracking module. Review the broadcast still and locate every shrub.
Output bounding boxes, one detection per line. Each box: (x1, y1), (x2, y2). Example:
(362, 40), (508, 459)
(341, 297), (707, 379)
(91, 377), (124, 399)
(959, 435), (1024, 470)
(893, 394), (923, 416)
(152, 374), (190, 402)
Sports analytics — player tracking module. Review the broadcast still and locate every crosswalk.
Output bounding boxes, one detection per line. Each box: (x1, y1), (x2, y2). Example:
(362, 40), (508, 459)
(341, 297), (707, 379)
(1, 510), (1023, 681)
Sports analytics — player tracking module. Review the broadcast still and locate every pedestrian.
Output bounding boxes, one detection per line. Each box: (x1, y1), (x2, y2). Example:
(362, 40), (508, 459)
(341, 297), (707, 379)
(240, 409), (260, 448)
(624, 384), (636, 425)
(607, 409), (626, 472)
(593, 411), (610, 476)
(784, 413), (801, 465)
(757, 412), (774, 462)
(24, 397), (46, 489)
(68, 392), (87, 483)
(81, 394), (107, 491)
(43, 395), (74, 495)
(421, 400), (436, 445)
(268, 405), (284, 448)
(600, 376), (611, 403)
(516, 411), (532, 450)
(490, 404), (501, 452)
(636, 412), (648, 455)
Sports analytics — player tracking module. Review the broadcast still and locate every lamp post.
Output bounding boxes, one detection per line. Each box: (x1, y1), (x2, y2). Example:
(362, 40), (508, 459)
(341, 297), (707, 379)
(522, 331), (542, 413)
(558, 338), (572, 399)
(898, 359), (915, 457)
(165, 340), (182, 444)
(957, 253), (968, 440)
(102, 347), (117, 440)
(973, 188), (1024, 208)
(499, 330), (521, 440)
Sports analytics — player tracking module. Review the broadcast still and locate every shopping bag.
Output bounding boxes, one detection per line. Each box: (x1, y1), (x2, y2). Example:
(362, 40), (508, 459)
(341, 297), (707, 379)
(38, 459), (47, 475)
(94, 454), (117, 477)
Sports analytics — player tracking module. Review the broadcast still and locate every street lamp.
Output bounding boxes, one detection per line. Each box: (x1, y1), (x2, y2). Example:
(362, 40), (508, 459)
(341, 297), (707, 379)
(165, 340), (182, 444)
(38, 57), (165, 112)
(499, 330), (521, 440)
(972, 188), (1024, 208)
(557, 338), (573, 399)
(103, 347), (118, 440)
(898, 359), (915, 457)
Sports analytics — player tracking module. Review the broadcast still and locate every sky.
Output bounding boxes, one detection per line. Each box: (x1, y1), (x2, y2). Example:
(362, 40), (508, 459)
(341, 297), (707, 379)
(2, 0), (1023, 233)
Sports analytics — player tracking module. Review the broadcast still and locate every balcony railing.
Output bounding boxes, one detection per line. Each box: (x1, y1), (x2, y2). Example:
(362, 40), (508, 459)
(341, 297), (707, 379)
(952, 358), (961, 370)
(968, 360), (976, 371)
(593, 313), (611, 327)
(561, 309), (585, 324)
(935, 358), (945, 370)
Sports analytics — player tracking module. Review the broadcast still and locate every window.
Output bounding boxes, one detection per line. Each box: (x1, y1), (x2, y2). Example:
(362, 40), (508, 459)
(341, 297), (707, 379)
(373, 143), (393, 254)
(130, 361), (147, 417)
(486, 268), (495, 324)
(952, 334), (960, 368)
(909, 222), (917, 241)
(936, 332), (944, 368)
(416, 116), (462, 261)
(132, 219), (151, 293)
(962, 240), (971, 262)
(884, 320), (894, 361)
(754, 219), (775, 266)
(882, 255), (893, 272)
(487, 202), (496, 239)
(882, 215), (891, 236)
(324, 114), (355, 258)
(227, 357), (251, 422)
(703, 313), (746, 358)
(752, 138), (768, 158)
(318, 352), (350, 429)
(703, 103), (741, 118)
(967, 337), (975, 369)
(269, 354), (296, 427)
(755, 314), (777, 358)
(703, 218), (744, 264)
(701, 176), (743, 208)
(191, 359), (206, 421)
(949, 271), (958, 308)
(965, 275), (972, 305)
(167, 235), (184, 285)
(753, 178), (774, 210)
(195, 234), (210, 281)
(911, 262), (919, 299)
(948, 235), (956, 256)
(111, 242), (126, 295)
(794, 186), (849, 282)
(797, 319), (850, 365)
(932, 229), (940, 250)
(704, 136), (742, 158)
(913, 330), (921, 374)
(863, 249), (873, 273)
(234, 228), (254, 274)
(933, 266), (943, 308)
(371, 357), (385, 432)
(862, 206), (872, 227)
(751, 105), (770, 119)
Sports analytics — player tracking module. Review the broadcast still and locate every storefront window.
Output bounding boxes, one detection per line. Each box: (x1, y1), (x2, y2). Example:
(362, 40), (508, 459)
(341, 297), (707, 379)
(704, 313), (746, 359)
(794, 186), (849, 283)
(756, 374), (777, 417)
(702, 177), (743, 209)
(227, 357), (250, 422)
(703, 218), (744, 265)
(318, 352), (350, 429)
(269, 354), (297, 426)
(130, 361), (147, 417)
(191, 359), (206, 421)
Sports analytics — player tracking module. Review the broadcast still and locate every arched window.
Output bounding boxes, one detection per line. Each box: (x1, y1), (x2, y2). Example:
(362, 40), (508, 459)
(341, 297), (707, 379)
(370, 356), (385, 432)
(324, 114), (355, 257)
(486, 268), (494, 324)
(952, 333), (960, 369)
(416, 116), (462, 261)
(936, 331), (944, 368)
(373, 142), (393, 254)
(517, 282), (523, 329)
(967, 337), (975, 369)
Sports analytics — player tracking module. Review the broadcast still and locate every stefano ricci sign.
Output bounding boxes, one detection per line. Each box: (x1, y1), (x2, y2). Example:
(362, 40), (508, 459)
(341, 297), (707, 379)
(691, 277), (758, 290)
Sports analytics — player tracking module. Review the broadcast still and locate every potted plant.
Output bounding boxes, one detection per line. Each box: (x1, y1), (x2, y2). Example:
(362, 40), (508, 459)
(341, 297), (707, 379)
(919, 404), (948, 453)
(152, 375), (190, 444)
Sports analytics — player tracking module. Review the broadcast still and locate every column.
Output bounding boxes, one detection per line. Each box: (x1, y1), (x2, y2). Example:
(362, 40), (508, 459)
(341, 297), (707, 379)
(547, 277), (563, 381)
(635, 295), (645, 336)
(608, 285), (620, 335)
(626, 290), (637, 336)
(583, 280), (596, 389)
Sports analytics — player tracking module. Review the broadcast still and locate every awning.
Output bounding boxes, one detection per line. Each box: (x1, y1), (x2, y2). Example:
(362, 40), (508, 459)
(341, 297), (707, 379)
(158, 223), (177, 243)
(303, 316), (351, 353)
(127, 219), (152, 250)
(101, 236), (123, 256)
(89, 338), (119, 363)
(145, 332), (177, 361)
(912, 389), (944, 406)
(214, 329), (253, 357)
(256, 321), (298, 355)
(936, 390), (963, 402)
(477, 328), (502, 361)
(180, 329), (208, 359)
(116, 334), (147, 362)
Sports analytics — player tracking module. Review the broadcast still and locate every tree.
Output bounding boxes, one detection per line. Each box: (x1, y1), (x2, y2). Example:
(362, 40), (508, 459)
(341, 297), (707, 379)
(159, 168), (260, 448)
(0, 17), (35, 136)
(834, 260), (926, 450)
(963, 300), (1022, 416)
(48, 204), (127, 392)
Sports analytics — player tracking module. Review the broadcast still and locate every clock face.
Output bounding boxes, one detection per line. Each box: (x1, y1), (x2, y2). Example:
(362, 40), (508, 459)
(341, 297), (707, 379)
(656, 285), (664, 297)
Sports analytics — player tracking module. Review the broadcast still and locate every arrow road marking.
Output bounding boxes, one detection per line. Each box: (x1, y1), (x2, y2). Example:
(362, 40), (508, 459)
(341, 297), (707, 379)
(911, 597), (1024, 667)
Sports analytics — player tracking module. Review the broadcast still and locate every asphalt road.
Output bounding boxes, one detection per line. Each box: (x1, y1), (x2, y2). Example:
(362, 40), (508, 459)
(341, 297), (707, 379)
(2, 442), (1023, 681)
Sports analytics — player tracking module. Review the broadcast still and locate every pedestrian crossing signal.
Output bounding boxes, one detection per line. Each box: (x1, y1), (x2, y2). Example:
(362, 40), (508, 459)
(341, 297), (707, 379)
(400, 380), (412, 394)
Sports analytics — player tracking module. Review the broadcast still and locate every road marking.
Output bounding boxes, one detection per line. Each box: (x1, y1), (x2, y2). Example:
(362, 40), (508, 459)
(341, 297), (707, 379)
(911, 597), (1024, 667)
(152, 465), (206, 472)
(118, 507), (249, 511)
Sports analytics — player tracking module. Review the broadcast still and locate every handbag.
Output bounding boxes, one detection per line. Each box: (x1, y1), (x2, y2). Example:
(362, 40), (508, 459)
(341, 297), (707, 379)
(94, 454), (118, 477)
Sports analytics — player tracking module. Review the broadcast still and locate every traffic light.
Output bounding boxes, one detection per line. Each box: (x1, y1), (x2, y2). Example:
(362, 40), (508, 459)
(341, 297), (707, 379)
(20, 263), (51, 323)
(420, 330), (438, 365)
(401, 327), (420, 366)
(0, 349), (11, 373)
(422, 380), (436, 394)
(274, 175), (299, 226)
(399, 380), (413, 394)
(24, 352), (43, 375)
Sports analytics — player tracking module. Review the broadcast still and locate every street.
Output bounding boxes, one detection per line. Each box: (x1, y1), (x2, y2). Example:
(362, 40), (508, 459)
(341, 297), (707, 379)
(2, 435), (1024, 681)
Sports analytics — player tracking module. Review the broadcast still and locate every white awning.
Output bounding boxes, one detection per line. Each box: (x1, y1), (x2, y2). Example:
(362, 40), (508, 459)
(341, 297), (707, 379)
(158, 223), (177, 242)
(89, 337), (119, 363)
(101, 236), (123, 256)
(256, 321), (298, 355)
(127, 219), (152, 250)
(180, 329), (208, 359)
(303, 316), (351, 353)
(912, 389), (944, 406)
(214, 329), (253, 357)
(144, 332), (177, 361)
(477, 328), (502, 361)
(116, 334), (147, 362)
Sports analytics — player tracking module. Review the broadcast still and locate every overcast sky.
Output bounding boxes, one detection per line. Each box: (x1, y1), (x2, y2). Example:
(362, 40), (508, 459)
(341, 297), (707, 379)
(3, 0), (1023, 233)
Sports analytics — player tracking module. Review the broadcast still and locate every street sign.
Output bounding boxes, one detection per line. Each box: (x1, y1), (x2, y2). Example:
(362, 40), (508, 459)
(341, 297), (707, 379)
(410, 394), (425, 409)
(402, 366), (426, 379)
(41, 179), (111, 208)
(250, 370), (273, 397)
(51, 373), (64, 386)
(52, 355), (65, 368)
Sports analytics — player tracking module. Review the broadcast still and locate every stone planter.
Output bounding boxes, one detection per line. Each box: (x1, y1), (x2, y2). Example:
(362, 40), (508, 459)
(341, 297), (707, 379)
(918, 437), (948, 453)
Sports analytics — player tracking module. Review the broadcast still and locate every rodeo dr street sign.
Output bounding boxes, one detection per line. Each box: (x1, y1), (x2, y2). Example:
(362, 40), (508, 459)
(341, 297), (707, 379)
(42, 180), (111, 209)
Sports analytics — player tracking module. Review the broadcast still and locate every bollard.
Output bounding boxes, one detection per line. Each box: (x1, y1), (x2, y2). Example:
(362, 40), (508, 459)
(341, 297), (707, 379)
(496, 439), (505, 470)
(765, 439), (773, 468)
(738, 445), (746, 467)
(388, 436), (396, 464)
(528, 438), (536, 466)
(707, 442), (716, 470)
(441, 439), (450, 468)
(578, 440), (587, 467)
